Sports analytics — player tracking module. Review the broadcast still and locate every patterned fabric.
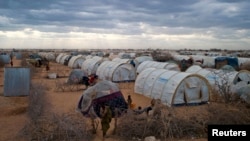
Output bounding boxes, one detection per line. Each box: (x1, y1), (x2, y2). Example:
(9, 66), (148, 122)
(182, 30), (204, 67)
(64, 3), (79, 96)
(78, 91), (128, 118)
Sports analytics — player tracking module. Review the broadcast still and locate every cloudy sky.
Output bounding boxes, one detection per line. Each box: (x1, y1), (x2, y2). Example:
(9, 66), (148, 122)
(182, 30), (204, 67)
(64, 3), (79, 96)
(0, 0), (249, 50)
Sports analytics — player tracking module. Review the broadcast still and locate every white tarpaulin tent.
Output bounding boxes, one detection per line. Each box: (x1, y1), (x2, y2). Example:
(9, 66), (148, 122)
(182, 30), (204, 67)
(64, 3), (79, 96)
(81, 57), (103, 75)
(38, 52), (56, 61)
(133, 56), (153, 69)
(136, 60), (180, 74)
(56, 53), (67, 63)
(172, 54), (215, 68)
(186, 65), (250, 93)
(68, 55), (85, 69)
(96, 61), (136, 82)
(238, 57), (250, 66)
(112, 58), (131, 63)
(134, 68), (211, 107)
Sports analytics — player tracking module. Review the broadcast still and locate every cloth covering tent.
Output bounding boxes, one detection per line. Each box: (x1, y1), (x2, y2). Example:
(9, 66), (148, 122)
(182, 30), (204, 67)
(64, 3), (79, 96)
(96, 61), (136, 82)
(67, 69), (87, 84)
(186, 65), (250, 93)
(81, 57), (103, 76)
(68, 55), (85, 69)
(134, 68), (211, 107)
(76, 80), (128, 118)
(136, 60), (180, 74)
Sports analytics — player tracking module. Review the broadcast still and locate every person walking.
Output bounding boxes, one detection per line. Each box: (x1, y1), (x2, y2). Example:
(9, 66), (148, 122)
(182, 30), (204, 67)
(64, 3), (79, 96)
(100, 104), (112, 141)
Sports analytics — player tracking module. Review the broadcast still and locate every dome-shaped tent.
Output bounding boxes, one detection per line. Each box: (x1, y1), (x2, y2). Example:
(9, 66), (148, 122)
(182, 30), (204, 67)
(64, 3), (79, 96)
(96, 61), (136, 82)
(186, 65), (250, 92)
(173, 55), (215, 68)
(81, 57), (103, 75)
(133, 56), (153, 69)
(67, 69), (87, 84)
(112, 58), (131, 64)
(136, 60), (180, 74)
(58, 54), (72, 66)
(68, 55), (85, 69)
(38, 52), (56, 61)
(76, 80), (128, 118)
(134, 68), (211, 107)
(56, 53), (67, 63)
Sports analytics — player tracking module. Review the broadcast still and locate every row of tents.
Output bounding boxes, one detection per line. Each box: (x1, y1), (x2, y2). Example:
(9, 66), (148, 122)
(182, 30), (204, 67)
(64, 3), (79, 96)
(58, 52), (250, 106)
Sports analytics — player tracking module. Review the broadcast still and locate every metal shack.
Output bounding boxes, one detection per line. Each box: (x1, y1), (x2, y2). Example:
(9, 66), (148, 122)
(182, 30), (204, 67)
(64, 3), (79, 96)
(4, 67), (30, 96)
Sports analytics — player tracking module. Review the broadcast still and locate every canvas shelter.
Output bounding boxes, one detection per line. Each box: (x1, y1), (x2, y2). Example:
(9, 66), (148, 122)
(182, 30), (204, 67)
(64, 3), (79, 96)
(173, 54), (215, 68)
(112, 58), (131, 64)
(186, 65), (250, 93)
(56, 53), (67, 63)
(68, 55), (85, 69)
(133, 56), (153, 69)
(238, 57), (250, 66)
(136, 60), (180, 74)
(134, 68), (211, 107)
(59, 54), (71, 65)
(236, 84), (250, 104)
(67, 69), (87, 84)
(38, 52), (56, 61)
(81, 57), (103, 76)
(76, 80), (128, 118)
(96, 61), (136, 82)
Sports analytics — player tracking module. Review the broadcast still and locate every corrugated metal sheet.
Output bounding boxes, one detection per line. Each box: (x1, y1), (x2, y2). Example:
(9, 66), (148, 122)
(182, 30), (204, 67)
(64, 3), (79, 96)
(4, 67), (30, 96)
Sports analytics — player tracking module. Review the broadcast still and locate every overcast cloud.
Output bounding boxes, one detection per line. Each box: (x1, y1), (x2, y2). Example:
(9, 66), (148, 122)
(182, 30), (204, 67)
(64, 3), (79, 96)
(0, 0), (249, 50)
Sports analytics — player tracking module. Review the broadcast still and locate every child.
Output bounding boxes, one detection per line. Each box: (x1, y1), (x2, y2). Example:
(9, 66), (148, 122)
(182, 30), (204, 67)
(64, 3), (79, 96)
(127, 95), (132, 109)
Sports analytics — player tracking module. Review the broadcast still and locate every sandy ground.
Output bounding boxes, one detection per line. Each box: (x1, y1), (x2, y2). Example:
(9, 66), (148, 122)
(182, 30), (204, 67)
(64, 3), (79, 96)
(0, 58), (207, 141)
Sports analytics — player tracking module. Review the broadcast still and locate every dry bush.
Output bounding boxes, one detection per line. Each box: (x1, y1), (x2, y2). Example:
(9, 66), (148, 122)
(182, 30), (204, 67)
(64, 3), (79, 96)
(20, 113), (93, 141)
(151, 51), (174, 62)
(240, 61), (250, 71)
(210, 88), (241, 104)
(20, 81), (93, 141)
(212, 70), (241, 103)
(26, 81), (50, 120)
(207, 103), (250, 125)
(116, 107), (208, 140)
(116, 101), (250, 140)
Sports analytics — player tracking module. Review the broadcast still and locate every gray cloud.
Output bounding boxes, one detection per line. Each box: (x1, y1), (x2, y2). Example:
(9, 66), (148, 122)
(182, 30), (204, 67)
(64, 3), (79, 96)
(0, 0), (249, 49)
